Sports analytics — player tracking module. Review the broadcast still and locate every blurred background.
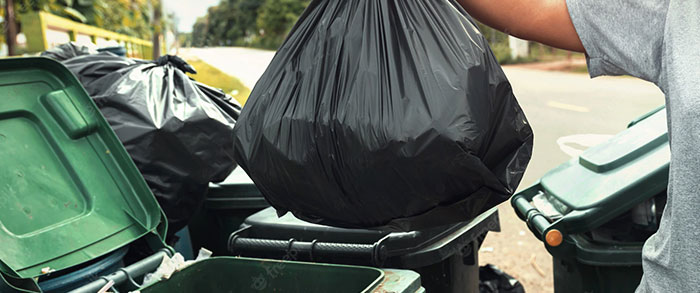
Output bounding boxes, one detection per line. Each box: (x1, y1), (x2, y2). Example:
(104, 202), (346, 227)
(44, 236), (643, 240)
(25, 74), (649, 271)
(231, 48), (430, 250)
(1, 0), (584, 104)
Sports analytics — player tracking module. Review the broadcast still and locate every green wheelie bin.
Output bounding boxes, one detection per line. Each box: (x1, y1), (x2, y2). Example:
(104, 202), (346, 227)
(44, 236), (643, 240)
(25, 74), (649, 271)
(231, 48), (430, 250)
(511, 106), (668, 293)
(0, 57), (423, 293)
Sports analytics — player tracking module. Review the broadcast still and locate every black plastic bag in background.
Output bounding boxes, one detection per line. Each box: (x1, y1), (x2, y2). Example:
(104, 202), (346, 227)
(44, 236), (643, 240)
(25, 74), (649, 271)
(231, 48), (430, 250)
(234, 0), (533, 230)
(43, 45), (241, 234)
(40, 42), (97, 61)
(479, 264), (526, 293)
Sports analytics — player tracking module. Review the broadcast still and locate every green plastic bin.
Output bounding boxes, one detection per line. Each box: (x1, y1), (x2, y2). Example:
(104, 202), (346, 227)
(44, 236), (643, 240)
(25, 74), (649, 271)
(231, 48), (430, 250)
(189, 168), (270, 255)
(140, 257), (385, 293)
(0, 57), (169, 292)
(512, 107), (668, 293)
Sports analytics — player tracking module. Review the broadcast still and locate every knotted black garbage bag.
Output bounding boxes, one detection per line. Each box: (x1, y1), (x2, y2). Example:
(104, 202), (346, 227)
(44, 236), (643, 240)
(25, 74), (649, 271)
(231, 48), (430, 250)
(234, 0), (533, 230)
(43, 45), (241, 233)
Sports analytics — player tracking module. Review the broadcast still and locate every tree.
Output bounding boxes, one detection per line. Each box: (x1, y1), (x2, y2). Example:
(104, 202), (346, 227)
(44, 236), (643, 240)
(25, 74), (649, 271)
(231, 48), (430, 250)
(4, 0), (18, 55)
(151, 0), (162, 58)
(208, 1), (235, 46)
(191, 16), (208, 47)
(232, 0), (262, 45)
(77, 0), (154, 39)
(255, 0), (309, 49)
(189, 0), (309, 49)
(178, 32), (192, 47)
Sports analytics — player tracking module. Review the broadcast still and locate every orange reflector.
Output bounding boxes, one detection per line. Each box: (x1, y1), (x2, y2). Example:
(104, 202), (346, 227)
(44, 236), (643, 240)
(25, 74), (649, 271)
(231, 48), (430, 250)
(546, 229), (563, 247)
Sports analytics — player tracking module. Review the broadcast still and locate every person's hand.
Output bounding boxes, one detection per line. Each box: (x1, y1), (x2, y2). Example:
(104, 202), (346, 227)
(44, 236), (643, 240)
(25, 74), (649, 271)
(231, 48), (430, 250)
(457, 0), (585, 53)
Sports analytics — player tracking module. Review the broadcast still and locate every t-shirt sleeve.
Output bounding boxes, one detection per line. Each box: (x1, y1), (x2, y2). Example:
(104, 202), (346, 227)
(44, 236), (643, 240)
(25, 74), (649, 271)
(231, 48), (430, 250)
(566, 0), (669, 82)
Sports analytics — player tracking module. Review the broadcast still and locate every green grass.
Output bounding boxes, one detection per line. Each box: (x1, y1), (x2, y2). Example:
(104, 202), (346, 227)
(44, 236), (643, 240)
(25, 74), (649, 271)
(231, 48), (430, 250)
(185, 58), (252, 105)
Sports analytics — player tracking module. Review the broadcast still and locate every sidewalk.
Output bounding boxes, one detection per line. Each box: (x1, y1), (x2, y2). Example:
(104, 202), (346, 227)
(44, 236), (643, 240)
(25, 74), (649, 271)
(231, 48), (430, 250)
(507, 58), (588, 73)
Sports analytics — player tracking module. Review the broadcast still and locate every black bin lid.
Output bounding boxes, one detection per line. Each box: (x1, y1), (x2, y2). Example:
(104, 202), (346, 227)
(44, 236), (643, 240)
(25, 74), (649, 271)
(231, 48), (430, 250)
(206, 168), (269, 210)
(229, 207), (499, 268)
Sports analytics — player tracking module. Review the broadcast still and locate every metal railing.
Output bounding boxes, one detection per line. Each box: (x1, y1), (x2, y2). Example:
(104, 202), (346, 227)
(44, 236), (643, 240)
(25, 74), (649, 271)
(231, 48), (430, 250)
(20, 11), (156, 59)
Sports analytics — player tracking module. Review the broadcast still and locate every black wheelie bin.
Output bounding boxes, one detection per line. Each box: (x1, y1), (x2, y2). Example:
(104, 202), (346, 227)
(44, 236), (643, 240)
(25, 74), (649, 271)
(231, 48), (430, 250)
(188, 167), (271, 256)
(228, 206), (501, 293)
(511, 106), (668, 293)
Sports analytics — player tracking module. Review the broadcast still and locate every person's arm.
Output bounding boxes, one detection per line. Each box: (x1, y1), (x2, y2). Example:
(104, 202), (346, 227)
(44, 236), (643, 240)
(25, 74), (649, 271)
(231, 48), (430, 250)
(457, 0), (585, 53)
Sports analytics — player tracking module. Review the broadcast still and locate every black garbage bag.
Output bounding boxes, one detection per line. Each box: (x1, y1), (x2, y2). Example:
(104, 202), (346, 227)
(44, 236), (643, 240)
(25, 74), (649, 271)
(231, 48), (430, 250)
(40, 42), (96, 61)
(44, 46), (241, 233)
(234, 0), (533, 230)
(479, 264), (526, 293)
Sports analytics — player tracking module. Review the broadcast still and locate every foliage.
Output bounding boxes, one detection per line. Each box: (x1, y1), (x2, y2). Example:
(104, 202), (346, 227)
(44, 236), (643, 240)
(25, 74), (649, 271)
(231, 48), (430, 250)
(234, 0), (262, 42)
(190, 1), (507, 53)
(477, 22), (510, 46)
(2, 0), (156, 39)
(191, 0), (309, 49)
(188, 0), (579, 67)
(490, 42), (513, 64)
(82, 0), (154, 39)
(475, 22), (512, 63)
(255, 0), (307, 49)
(178, 32), (192, 47)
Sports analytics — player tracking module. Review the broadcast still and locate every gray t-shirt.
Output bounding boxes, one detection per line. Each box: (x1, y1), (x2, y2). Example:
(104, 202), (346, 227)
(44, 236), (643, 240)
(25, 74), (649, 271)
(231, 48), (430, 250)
(566, 0), (700, 291)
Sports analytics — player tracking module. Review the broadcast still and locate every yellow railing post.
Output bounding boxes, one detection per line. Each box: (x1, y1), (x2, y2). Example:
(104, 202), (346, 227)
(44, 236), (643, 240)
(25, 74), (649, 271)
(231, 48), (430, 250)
(22, 12), (50, 53)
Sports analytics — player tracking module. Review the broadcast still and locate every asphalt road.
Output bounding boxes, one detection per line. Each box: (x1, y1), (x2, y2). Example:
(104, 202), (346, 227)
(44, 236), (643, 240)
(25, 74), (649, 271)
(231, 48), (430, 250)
(186, 47), (666, 292)
(181, 47), (276, 90)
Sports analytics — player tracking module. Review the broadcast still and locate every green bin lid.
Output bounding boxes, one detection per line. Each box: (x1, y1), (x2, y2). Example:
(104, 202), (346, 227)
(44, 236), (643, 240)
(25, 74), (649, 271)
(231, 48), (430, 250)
(515, 108), (669, 235)
(543, 109), (668, 210)
(0, 58), (166, 279)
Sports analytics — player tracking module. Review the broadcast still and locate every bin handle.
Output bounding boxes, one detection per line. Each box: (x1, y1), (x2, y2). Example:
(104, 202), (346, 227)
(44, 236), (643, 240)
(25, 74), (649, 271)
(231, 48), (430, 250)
(68, 249), (172, 293)
(512, 195), (552, 239)
(229, 236), (387, 266)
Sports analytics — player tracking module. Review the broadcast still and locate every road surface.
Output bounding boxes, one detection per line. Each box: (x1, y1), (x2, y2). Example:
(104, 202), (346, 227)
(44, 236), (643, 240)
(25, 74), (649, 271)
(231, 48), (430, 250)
(181, 47), (276, 90)
(185, 47), (666, 292)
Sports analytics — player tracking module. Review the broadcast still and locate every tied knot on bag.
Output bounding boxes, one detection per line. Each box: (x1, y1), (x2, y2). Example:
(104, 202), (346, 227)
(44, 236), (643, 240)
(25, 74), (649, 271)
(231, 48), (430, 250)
(156, 55), (198, 74)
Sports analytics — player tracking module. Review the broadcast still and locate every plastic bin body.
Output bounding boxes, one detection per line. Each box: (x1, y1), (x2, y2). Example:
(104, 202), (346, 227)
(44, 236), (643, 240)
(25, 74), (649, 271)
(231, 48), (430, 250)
(139, 257), (411, 293)
(229, 207), (499, 293)
(553, 256), (643, 293)
(189, 168), (270, 255)
(511, 107), (668, 293)
(173, 227), (195, 260)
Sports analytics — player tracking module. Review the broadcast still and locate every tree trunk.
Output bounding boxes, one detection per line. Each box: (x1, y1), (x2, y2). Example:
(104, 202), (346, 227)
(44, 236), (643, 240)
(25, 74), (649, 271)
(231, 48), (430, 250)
(151, 0), (162, 59)
(4, 0), (17, 56)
